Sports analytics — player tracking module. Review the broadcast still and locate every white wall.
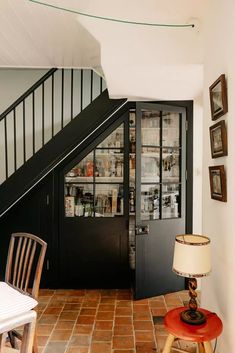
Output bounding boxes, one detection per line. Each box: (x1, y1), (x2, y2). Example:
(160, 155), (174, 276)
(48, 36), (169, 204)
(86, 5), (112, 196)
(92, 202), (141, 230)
(0, 69), (46, 114)
(202, 1), (235, 352)
(193, 96), (203, 233)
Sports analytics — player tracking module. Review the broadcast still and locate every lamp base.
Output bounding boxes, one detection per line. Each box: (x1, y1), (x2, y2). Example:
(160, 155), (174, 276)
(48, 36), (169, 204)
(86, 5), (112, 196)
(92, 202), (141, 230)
(180, 309), (206, 325)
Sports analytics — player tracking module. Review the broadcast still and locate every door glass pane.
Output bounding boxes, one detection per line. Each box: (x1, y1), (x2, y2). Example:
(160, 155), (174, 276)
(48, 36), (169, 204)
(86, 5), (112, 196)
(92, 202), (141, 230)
(162, 112), (180, 147)
(65, 152), (94, 182)
(141, 147), (160, 183)
(162, 148), (180, 183)
(141, 184), (160, 220)
(162, 183), (180, 219)
(141, 110), (160, 146)
(95, 149), (124, 182)
(65, 184), (94, 217)
(97, 124), (124, 148)
(95, 184), (124, 217)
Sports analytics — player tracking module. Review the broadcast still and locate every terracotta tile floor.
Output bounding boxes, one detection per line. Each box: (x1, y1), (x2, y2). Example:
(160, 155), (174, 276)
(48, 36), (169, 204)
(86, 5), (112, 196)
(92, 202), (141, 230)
(33, 289), (197, 353)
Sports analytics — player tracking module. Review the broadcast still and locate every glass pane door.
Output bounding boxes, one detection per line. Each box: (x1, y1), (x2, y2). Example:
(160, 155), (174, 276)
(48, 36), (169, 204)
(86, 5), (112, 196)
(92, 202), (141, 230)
(64, 124), (125, 218)
(135, 102), (186, 299)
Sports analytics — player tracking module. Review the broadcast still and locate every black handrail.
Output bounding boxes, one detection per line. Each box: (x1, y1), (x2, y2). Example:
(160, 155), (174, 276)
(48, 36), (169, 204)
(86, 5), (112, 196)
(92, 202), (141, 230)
(1, 68), (105, 185)
(0, 68), (57, 121)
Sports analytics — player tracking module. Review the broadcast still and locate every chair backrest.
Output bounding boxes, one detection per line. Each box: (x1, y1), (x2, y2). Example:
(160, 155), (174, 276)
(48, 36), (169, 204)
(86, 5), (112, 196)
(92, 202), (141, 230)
(5, 232), (47, 299)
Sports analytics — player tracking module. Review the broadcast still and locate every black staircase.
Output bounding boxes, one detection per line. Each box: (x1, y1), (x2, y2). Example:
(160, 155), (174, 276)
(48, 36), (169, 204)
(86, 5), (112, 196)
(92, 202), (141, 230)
(0, 69), (127, 217)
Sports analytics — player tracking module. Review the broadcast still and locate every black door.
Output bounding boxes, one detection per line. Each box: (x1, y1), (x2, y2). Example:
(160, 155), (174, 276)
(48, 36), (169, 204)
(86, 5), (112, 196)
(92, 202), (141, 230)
(135, 103), (188, 299)
(59, 119), (130, 288)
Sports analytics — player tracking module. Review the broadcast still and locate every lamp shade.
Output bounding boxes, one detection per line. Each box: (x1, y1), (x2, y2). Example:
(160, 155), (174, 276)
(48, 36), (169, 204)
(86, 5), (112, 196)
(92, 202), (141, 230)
(173, 234), (211, 278)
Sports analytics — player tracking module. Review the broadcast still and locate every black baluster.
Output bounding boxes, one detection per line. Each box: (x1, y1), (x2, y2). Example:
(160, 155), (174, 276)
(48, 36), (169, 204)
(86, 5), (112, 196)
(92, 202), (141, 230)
(61, 69), (64, 129)
(4, 116), (8, 179)
(23, 100), (26, 163)
(71, 69), (73, 121)
(52, 73), (54, 137)
(42, 82), (45, 146)
(90, 70), (93, 103)
(100, 76), (103, 94)
(32, 91), (35, 155)
(80, 69), (83, 111)
(13, 108), (16, 172)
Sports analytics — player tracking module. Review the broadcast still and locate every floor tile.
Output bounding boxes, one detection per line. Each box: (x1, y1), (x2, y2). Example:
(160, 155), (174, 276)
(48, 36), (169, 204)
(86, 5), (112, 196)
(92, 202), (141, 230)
(92, 330), (112, 341)
(133, 321), (153, 330)
(73, 325), (93, 334)
(115, 307), (132, 316)
(90, 342), (111, 353)
(113, 336), (135, 349)
(44, 342), (67, 353)
(55, 321), (75, 330)
(67, 348), (89, 353)
(50, 329), (72, 341)
(94, 321), (113, 330)
(60, 312), (78, 321)
(76, 316), (95, 325)
(114, 325), (133, 335)
(135, 331), (154, 342)
(37, 324), (54, 335)
(98, 304), (115, 311)
(69, 334), (91, 347)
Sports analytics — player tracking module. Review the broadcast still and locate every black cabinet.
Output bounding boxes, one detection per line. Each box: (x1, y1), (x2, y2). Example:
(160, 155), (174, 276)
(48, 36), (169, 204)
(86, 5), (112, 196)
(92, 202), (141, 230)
(58, 101), (192, 295)
(59, 115), (131, 288)
(0, 100), (192, 295)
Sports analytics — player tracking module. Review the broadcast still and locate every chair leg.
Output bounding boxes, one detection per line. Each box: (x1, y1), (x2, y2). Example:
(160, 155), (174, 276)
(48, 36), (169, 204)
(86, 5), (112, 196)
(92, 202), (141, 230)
(8, 331), (18, 349)
(203, 341), (213, 353)
(162, 334), (176, 353)
(32, 325), (39, 353)
(0, 333), (5, 351)
(21, 318), (36, 353)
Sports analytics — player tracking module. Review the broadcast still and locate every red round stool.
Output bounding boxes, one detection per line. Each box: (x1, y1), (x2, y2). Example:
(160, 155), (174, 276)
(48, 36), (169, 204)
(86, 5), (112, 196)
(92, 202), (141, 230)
(162, 307), (223, 353)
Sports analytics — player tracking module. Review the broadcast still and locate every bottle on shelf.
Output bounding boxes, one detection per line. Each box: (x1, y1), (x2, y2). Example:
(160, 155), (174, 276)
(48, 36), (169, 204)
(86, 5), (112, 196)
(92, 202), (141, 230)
(75, 196), (84, 217)
(129, 187), (135, 213)
(130, 135), (136, 153)
(65, 185), (75, 217)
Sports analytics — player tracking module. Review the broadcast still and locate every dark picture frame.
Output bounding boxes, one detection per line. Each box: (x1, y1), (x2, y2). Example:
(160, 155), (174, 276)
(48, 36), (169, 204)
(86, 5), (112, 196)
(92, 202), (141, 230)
(209, 120), (227, 158)
(209, 74), (228, 120)
(209, 165), (227, 202)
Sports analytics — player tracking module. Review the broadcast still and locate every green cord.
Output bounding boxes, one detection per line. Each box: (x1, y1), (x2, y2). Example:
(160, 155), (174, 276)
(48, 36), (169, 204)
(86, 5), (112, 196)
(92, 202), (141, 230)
(29, 0), (194, 28)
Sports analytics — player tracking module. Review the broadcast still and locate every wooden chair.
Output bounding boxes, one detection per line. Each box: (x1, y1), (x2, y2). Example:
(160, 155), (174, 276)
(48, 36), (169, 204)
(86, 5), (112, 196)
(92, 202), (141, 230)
(5, 233), (47, 353)
(0, 310), (37, 353)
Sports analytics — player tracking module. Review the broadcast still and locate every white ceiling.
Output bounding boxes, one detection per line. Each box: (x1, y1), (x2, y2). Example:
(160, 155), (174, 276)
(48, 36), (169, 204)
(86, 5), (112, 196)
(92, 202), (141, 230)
(0, 0), (101, 69)
(0, 0), (207, 100)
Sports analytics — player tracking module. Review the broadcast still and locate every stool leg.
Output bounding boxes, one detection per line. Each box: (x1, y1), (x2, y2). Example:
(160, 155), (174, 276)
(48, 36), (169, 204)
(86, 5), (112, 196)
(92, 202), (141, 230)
(21, 318), (36, 353)
(203, 341), (213, 353)
(198, 342), (205, 353)
(162, 334), (175, 353)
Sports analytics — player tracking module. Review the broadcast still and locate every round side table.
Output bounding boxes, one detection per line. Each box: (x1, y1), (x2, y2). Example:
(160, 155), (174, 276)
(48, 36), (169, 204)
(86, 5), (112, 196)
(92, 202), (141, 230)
(162, 307), (223, 353)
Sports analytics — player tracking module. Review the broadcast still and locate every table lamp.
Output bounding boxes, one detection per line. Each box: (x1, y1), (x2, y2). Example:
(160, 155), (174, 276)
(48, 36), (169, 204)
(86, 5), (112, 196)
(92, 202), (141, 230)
(173, 234), (211, 325)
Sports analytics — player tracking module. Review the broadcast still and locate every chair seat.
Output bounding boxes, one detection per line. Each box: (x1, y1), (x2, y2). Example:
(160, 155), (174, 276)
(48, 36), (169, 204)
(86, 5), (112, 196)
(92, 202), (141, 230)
(0, 282), (38, 321)
(164, 307), (223, 342)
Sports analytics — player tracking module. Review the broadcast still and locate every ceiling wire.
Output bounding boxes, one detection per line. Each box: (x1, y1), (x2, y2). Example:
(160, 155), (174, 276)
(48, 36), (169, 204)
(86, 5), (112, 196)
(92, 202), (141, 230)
(29, 0), (195, 28)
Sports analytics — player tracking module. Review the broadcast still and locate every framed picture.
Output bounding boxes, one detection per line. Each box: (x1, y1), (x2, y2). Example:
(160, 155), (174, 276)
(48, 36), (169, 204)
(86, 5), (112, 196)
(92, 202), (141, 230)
(209, 165), (227, 202)
(209, 120), (227, 158)
(209, 74), (228, 120)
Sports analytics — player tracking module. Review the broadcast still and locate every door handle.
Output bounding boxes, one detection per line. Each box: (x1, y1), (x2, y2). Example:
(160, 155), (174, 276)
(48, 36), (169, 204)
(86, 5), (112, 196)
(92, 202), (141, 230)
(135, 224), (149, 235)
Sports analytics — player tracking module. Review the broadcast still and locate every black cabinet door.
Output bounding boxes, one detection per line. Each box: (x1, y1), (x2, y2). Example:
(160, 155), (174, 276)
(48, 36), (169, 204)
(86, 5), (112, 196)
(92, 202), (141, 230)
(58, 117), (130, 288)
(135, 103), (188, 299)
(60, 217), (129, 288)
